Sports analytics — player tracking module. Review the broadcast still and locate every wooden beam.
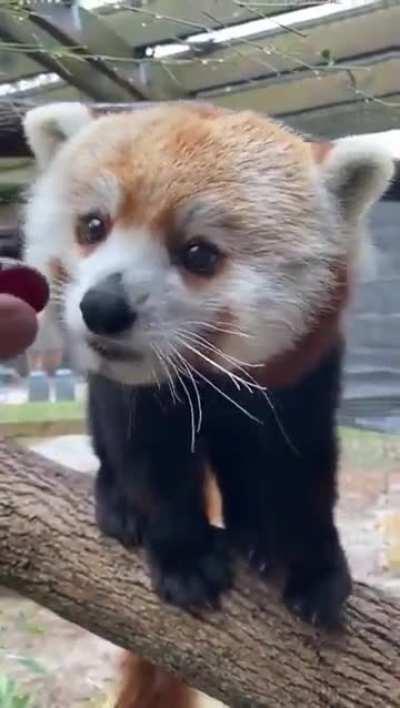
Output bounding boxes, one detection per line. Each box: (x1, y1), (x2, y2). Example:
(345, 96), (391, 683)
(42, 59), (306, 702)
(28, 4), (149, 100)
(145, 1), (400, 96)
(102, 0), (302, 48)
(0, 8), (144, 103)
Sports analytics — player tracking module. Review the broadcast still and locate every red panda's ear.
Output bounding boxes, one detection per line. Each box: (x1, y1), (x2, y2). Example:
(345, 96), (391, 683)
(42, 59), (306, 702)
(317, 136), (394, 221)
(23, 102), (93, 170)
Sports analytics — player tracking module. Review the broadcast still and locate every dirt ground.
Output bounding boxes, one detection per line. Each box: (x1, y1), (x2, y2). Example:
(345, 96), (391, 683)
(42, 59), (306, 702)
(0, 429), (399, 707)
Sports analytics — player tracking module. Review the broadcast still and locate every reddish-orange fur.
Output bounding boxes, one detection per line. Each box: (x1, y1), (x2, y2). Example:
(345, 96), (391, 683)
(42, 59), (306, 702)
(116, 654), (197, 708)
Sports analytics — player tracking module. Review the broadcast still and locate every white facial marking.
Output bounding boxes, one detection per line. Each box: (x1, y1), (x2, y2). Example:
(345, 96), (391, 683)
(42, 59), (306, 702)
(61, 228), (219, 384)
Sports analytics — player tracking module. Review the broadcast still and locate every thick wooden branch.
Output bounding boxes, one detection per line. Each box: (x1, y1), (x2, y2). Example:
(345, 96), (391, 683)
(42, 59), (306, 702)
(0, 437), (399, 707)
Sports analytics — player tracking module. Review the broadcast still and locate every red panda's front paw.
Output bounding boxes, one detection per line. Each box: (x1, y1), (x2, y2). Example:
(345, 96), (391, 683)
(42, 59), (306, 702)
(247, 544), (273, 577)
(95, 495), (144, 549)
(149, 529), (233, 610)
(283, 562), (352, 628)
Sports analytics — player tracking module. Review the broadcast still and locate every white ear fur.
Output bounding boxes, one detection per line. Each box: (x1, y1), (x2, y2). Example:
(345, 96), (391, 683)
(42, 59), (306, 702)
(24, 102), (93, 169)
(322, 136), (395, 221)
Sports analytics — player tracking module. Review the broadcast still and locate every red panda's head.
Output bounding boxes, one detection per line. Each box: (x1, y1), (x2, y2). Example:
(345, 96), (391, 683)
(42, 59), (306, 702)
(23, 102), (394, 385)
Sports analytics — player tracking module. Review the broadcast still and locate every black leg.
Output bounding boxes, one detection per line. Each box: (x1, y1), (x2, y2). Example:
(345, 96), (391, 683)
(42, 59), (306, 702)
(94, 463), (144, 547)
(89, 375), (232, 609)
(147, 514), (231, 610)
(210, 435), (351, 626)
(272, 435), (351, 626)
(205, 345), (352, 627)
(88, 375), (145, 548)
(283, 523), (351, 627)
(137, 446), (232, 609)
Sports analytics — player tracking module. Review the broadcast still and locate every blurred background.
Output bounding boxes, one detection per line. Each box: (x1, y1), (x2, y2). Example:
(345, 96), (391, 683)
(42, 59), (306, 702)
(0, 1), (399, 706)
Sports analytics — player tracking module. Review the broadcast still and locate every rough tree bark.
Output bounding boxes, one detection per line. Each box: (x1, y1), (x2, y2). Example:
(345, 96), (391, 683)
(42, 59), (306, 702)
(0, 436), (399, 708)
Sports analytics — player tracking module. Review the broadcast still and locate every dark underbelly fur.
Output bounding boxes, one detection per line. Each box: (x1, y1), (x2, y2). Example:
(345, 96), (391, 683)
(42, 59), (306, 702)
(88, 342), (351, 627)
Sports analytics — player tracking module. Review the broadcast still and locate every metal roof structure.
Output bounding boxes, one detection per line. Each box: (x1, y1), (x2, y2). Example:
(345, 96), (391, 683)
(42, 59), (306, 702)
(1, 0), (399, 204)
(0, 0), (399, 135)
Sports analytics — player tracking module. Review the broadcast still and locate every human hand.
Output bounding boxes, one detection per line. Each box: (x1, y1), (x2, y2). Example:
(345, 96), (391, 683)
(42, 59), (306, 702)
(0, 259), (49, 360)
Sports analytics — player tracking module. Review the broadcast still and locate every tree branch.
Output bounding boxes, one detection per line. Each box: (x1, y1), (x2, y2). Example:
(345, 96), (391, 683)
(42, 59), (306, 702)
(0, 437), (399, 707)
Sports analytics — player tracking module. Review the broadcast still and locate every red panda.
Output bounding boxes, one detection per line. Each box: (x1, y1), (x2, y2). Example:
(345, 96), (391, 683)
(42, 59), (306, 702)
(22, 102), (393, 707)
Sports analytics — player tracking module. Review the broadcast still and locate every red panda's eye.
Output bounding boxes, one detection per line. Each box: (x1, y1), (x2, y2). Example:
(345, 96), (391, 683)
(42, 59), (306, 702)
(76, 213), (110, 246)
(181, 239), (222, 277)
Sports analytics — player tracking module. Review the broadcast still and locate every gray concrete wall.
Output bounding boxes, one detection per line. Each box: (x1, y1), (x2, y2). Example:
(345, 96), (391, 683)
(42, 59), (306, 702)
(340, 201), (400, 433)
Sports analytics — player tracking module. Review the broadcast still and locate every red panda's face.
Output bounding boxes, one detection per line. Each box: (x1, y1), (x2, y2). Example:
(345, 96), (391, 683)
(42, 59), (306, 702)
(23, 103), (394, 385)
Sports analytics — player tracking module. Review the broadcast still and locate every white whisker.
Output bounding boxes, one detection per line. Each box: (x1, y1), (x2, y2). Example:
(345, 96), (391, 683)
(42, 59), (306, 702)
(175, 367), (196, 453)
(169, 342), (262, 425)
(176, 336), (257, 394)
(174, 333), (298, 455)
(183, 320), (253, 340)
(162, 344), (196, 452)
(174, 353), (203, 434)
(192, 365), (262, 424)
(177, 332), (257, 398)
(151, 344), (179, 405)
(164, 355), (187, 408)
(178, 328), (263, 370)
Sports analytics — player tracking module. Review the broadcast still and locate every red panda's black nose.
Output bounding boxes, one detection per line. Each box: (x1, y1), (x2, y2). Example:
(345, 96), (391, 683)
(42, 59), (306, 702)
(79, 273), (137, 336)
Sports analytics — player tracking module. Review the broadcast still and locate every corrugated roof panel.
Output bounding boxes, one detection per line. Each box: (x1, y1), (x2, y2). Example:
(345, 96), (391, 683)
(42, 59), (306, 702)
(287, 99), (400, 140)
(201, 54), (400, 113)
(144, 2), (400, 96)
(0, 51), (44, 83)
(0, 8), (139, 101)
(101, 0), (300, 47)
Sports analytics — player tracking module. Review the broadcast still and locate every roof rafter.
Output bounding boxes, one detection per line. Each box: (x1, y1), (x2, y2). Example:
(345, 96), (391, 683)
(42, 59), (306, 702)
(0, 3), (148, 102)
